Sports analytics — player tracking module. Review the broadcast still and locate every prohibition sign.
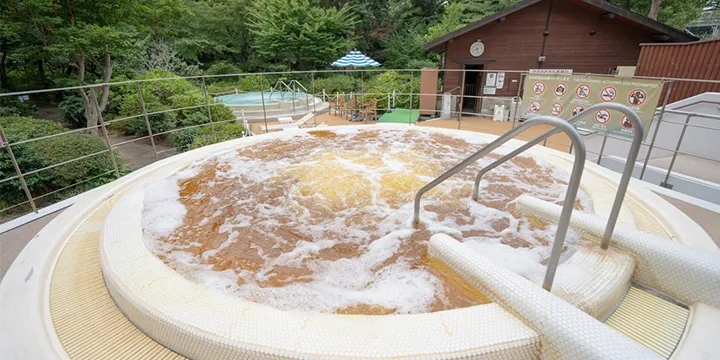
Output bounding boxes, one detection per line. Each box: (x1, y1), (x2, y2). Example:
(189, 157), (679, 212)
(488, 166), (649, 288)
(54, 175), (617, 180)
(621, 115), (633, 129)
(571, 105), (585, 116)
(528, 101), (542, 113)
(628, 89), (647, 106)
(550, 102), (563, 116)
(554, 83), (567, 96)
(576, 84), (590, 99)
(595, 109), (610, 125)
(600, 86), (617, 102)
(532, 82), (545, 95)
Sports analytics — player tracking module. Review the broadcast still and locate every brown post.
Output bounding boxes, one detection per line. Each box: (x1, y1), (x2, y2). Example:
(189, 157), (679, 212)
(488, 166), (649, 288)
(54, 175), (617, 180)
(0, 124), (37, 213)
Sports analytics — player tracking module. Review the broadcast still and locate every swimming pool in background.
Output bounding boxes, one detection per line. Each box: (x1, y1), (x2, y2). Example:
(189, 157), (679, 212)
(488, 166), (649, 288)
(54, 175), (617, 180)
(214, 91), (307, 106)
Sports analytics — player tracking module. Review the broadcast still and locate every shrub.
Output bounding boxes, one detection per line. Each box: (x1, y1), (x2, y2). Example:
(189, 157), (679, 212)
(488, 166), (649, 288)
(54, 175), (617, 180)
(58, 95), (87, 128)
(313, 74), (355, 95)
(363, 71), (421, 109)
(173, 122), (247, 152)
(0, 116), (129, 213)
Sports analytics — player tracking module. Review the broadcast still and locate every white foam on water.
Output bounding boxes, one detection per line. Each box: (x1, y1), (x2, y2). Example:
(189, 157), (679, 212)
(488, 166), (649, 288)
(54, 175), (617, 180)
(142, 127), (594, 313)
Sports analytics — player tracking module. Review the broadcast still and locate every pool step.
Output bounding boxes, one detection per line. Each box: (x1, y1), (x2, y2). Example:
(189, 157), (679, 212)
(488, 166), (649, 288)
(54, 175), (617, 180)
(605, 286), (689, 359)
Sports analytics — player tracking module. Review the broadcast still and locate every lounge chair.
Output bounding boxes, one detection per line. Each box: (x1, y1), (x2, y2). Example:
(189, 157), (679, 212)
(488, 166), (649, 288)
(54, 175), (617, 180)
(259, 113), (315, 133)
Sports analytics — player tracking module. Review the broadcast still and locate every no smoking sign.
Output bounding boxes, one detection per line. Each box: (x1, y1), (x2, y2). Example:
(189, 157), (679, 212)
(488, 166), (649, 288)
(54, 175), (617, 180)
(600, 86), (617, 102)
(550, 103), (563, 116)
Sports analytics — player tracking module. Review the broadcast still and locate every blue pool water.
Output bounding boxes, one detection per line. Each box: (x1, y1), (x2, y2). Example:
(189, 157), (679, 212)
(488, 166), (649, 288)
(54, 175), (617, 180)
(214, 92), (305, 105)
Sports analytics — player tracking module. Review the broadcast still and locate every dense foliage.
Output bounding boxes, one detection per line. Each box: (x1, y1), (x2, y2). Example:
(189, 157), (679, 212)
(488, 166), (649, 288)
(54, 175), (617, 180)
(2, 0), (709, 94)
(0, 116), (129, 211)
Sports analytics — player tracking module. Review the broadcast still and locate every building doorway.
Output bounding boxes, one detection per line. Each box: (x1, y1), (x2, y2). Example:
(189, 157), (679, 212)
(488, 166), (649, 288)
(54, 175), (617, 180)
(462, 64), (484, 114)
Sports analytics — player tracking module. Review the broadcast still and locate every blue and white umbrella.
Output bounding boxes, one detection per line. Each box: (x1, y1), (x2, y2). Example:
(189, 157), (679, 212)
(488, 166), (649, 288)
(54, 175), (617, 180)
(332, 50), (380, 67)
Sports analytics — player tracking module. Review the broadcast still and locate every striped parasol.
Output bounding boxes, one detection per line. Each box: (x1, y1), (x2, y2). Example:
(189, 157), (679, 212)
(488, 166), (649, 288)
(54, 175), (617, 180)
(331, 49), (380, 67)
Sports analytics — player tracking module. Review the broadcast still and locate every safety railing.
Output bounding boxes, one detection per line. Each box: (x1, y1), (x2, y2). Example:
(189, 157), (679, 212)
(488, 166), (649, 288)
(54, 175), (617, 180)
(2, 68), (720, 225)
(471, 103), (644, 250)
(412, 116), (587, 291)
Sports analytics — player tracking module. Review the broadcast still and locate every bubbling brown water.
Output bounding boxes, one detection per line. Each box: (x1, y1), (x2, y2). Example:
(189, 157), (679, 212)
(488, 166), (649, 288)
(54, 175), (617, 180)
(146, 128), (588, 315)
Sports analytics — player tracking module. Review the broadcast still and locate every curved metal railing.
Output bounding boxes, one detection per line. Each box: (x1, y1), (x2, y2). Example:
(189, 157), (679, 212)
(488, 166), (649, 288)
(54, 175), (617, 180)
(471, 103), (644, 250)
(413, 116), (587, 291)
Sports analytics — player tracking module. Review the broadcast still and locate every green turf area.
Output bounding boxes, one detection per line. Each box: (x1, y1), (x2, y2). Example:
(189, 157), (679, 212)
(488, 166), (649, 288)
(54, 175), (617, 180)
(378, 109), (420, 124)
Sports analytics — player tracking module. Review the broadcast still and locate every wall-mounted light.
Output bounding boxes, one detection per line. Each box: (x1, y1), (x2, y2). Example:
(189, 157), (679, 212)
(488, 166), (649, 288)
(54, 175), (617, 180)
(589, 30), (596, 36)
(538, 56), (546, 63)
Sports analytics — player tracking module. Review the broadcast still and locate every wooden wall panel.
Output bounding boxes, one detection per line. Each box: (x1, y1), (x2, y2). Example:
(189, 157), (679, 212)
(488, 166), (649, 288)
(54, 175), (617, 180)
(636, 39), (720, 103)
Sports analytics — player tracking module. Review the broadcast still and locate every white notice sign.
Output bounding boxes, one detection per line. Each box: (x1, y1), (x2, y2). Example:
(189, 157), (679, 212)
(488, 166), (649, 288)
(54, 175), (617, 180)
(486, 73), (497, 87)
(483, 86), (496, 95)
(496, 72), (505, 89)
(493, 105), (505, 121)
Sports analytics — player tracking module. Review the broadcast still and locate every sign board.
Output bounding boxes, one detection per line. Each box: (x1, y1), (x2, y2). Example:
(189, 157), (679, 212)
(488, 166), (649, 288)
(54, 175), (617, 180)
(496, 72), (505, 89)
(493, 105), (505, 121)
(522, 73), (662, 139)
(483, 86), (496, 95)
(486, 73), (497, 87)
(529, 69), (573, 74)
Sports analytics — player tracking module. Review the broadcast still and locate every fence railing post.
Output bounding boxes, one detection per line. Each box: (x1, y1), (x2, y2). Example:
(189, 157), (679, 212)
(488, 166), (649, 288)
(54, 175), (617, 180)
(661, 113), (692, 189)
(597, 133), (608, 165)
(640, 80), (673, 180)
(91, 89), (121, 179)
(0, 124), (38, 213)
(513, 73), (525, 128)
(311, 72), (317, 127)
(458, 68), (467, 129)
(136, 82), (159, 161)
(409, 70), (414, 126)
(201, 77), (217, 143)
(259, 74), (269, 133)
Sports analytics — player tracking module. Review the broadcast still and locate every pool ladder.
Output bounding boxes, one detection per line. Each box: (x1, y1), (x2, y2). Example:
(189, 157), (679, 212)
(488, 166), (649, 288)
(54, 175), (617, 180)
(413, 103), (645, 291)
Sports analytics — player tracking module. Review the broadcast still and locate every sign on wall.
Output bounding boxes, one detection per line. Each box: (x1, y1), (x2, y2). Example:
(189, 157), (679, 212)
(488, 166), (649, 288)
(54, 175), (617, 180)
(496, 72), (505, 89)
(522, 74), (663, 139)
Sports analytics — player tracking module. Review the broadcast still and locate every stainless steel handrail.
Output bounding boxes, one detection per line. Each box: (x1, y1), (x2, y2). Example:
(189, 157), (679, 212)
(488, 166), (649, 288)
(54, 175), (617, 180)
(471, 103), (644, 250)
(412, 116), (587, 291)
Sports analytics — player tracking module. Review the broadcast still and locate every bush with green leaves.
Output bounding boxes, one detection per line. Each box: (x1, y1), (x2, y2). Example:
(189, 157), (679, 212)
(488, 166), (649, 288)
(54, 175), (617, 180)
(313, 74), (355, 95)
(173, 122), (247, 152)
(363, 71), (421, 109)
(113, 69), (236, 136)
(58, 95), (87, 128)
(0, 116), (129, 213)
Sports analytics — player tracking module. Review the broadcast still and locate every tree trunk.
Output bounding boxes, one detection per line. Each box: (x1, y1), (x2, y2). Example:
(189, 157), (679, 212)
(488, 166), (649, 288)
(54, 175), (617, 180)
(648, 0), (663, 20)
(76, 47), (113, 135)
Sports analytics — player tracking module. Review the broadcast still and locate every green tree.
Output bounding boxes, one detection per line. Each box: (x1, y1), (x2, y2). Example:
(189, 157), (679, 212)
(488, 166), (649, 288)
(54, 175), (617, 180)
(248, 0), (357, 70)
(610, 0), (706, 28)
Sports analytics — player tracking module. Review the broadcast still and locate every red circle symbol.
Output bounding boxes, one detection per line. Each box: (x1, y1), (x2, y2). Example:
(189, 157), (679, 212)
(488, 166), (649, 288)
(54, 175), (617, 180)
(576, 84), (590, 99)
(571, 105), (585, 116)
(600, 86), (617, 102)
(554, 83), (567, 96)
(532, 82), (545, 95)
(595, 109), (611, 124)
(528, 101), (542, 113)
(621, 115), (633, 129)
(628, 89), (647, 106)
(550, 102), (563, 116)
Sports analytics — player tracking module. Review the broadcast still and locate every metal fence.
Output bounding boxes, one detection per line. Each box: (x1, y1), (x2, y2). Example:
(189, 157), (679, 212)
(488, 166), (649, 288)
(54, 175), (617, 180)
(1, 69), (720, 223)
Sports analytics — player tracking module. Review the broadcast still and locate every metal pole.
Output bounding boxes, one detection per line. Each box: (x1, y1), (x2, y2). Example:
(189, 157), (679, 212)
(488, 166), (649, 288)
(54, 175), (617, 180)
(640, 80), (673, 180)
(387, 93), (391, 111)
(513, 74), (525, 128)
(409, 70), (414, 126)
(136, 82), (159, 161)
(597, 133), (608, 165)
(458, 68), (467, 129)
(661, 114), (692, 188)
(292, 81), (297, 114)
(0, 124), (37, 213)
(201, 77), (217, 143)
(311, 72), (317, 127)
(91, 90), (121, 179)
(259, 74), (269, 132)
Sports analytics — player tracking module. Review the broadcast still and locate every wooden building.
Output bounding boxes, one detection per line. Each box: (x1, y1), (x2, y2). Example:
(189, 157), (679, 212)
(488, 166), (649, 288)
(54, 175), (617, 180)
(424, 0), (695, 112)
